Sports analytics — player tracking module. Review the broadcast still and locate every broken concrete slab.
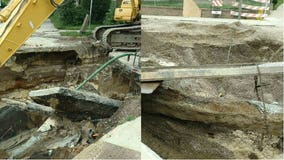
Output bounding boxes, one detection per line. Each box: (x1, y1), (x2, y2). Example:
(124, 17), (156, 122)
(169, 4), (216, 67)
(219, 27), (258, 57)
(0, 129), (36, 152)
(29, 87), (121, 120)
(0, 105), (37, 141)
(16, 20), (87, 55)
(141, 82), (161, 94)
(2, 98), (55, 116)
(7, 116), (81, 159)
(141, 62), (284, 82)
(26, 103), (55, 116)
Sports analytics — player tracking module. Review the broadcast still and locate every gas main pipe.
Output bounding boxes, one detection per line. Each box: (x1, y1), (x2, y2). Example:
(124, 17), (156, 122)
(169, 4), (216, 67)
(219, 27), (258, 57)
(76, 52), (138, 90)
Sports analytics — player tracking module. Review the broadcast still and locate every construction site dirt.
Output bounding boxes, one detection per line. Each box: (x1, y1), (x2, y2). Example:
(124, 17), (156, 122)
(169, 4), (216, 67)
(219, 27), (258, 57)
(141, 17), (283, 159)
(0, 0), (283, 158)
(0, 34), (140, 159)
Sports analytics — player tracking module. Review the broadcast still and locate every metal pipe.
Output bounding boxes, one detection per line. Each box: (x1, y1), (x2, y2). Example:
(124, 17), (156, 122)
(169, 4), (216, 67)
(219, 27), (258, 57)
(238, 0), (242, 20)
(89, 0), (93, 29)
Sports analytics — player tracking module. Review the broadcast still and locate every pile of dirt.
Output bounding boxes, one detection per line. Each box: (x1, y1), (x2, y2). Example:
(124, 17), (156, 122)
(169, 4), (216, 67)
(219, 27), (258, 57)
(142, 22), (283, 66)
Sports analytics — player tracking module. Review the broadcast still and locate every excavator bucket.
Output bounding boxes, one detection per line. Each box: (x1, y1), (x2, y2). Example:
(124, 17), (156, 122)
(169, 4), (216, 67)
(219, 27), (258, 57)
(0, 0), (64, 67)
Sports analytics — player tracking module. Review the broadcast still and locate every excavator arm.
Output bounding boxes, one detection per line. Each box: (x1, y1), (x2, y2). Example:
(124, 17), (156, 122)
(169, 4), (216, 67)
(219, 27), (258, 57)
(0, 0), (64, 67)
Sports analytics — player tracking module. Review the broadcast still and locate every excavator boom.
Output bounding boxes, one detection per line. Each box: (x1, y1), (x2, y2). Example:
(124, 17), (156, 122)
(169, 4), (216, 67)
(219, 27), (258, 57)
(0, 0), (64, 67)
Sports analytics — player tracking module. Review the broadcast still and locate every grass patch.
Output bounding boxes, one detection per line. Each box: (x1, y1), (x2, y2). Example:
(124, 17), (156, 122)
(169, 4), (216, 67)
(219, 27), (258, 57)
(274, 0), (283, 9)
(60, 31), (92, 37)
(239, 0), (267, 6)
(125, 115), (136, 122)
(118, 115), (137, 125)
(142, 1), (183, 8)
(50, 12), (101, 30)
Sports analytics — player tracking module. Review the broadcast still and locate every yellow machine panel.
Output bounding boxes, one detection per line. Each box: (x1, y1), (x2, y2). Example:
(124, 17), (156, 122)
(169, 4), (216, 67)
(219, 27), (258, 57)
(114, 0), (141, 22)
(0, 0), (64, 67)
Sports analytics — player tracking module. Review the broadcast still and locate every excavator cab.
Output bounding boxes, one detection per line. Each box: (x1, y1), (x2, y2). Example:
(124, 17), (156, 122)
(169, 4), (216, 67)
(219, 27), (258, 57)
(114, 0), (141, 22)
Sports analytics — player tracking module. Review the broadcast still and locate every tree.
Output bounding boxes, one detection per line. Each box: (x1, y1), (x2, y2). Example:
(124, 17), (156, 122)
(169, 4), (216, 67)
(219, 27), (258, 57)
(1, 0), (10, 7)
(54, 0), (111, 26)
(81, 0), (111, 23)
(56, 0), (86, 25)
(103, 0), (117, 25)
(56, 0), (85, 25)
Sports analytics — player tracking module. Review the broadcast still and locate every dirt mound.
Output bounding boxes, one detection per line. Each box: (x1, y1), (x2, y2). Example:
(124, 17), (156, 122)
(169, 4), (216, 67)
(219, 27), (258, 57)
(142, 22), (282, 66)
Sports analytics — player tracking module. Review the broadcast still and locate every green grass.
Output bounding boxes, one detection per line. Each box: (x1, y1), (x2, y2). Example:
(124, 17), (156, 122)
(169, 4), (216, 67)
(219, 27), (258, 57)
(60, 31), (92, 37)
(142, 1), (183, 8)
(50, 12), (101, 30)
(239, 0), (267, 6)
(274, 0), (283, 9)
(125, 115), (136, 122)
(118, 115), (137, 125)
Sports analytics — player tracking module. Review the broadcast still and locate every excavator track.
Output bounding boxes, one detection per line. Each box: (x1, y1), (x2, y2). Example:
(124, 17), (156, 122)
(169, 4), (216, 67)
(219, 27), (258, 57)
(93, 24), (141, 53)
(93, 24), (133, 41)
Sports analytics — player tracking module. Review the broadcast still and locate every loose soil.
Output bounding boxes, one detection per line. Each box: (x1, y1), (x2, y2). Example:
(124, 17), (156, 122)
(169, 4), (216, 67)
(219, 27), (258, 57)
(141, 20), (283, 159)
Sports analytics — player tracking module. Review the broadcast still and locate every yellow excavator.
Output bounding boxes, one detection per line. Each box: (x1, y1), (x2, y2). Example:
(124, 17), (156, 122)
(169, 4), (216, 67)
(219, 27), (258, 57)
(0, 0), (141, 68)
(93, 0), (141, 53)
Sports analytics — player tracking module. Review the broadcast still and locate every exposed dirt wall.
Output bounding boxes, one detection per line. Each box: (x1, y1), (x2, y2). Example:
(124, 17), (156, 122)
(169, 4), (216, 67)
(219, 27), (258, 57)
(141, 20), (283, 159)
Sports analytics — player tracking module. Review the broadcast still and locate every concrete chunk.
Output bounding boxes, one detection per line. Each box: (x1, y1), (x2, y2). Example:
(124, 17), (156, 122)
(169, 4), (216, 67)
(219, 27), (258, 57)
(141, 62), (284, 82)
(2, 98), (55, 116)
(26, 103), (55, 116)
(0, 106), (36, 140)
(29, 87), (121, 119)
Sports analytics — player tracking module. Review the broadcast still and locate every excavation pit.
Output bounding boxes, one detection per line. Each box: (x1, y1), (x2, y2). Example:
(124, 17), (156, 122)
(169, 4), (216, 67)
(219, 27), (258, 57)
(141, 19), (283, 159)
(0, 40), (140, 159)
